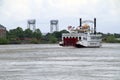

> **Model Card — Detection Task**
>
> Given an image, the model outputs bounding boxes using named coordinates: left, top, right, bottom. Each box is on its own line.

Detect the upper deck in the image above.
left=62, top=33, right=102, bottom=38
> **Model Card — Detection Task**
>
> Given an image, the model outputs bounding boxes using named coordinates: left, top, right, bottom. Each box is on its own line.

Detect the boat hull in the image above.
left=59, top=41, right=101, bottom=48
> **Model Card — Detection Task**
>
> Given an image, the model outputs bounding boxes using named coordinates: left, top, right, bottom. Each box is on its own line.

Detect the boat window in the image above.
left=91, top=36, right=101, bottom=39
left=83, top=37, right=87, bottom=40
left=79, top=37, right=81, bottom=40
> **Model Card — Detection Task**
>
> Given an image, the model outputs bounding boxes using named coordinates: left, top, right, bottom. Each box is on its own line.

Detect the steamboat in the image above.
left=59, top=18, right=102, bottom=48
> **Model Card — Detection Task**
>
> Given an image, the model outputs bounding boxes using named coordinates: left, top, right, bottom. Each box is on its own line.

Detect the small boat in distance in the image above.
left=59, top=18, right=102, bottom=48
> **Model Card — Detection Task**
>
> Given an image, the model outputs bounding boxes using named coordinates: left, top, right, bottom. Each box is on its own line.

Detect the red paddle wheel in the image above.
left=63, top=37, right=78, bottom=46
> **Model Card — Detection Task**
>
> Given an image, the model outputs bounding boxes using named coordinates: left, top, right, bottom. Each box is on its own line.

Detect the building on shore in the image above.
left=0, top=24, right=6, bottom=38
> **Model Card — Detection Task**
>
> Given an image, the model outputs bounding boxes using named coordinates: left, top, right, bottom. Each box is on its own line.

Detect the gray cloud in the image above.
left=0, top=0, right=120, bottom=33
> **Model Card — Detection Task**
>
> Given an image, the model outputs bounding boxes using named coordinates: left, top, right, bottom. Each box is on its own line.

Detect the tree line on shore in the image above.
left=0, top=27, right=120, bottom=44
left=0, top=27, right=69, bottom=44
left=101, top=33, right=120, bottom=43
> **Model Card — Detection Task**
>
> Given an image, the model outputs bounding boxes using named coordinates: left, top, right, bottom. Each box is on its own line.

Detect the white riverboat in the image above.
left=59, top=18, right=102, bottom=48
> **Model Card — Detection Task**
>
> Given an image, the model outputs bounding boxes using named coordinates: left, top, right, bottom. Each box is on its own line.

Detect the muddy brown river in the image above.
left=0, top=43, right=120, bottom=80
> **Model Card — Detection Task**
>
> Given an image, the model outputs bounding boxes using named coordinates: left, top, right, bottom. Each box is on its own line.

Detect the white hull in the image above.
left=76, top=41, right=101, bottom=48
left=59, top=33, right=102, bottom=48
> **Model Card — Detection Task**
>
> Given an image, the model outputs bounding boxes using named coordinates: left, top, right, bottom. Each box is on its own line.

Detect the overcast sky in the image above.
left=0, top=0, right=120, bottom=33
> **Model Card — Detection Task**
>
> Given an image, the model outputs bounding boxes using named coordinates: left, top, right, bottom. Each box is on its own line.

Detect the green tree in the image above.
left=49, top=35, right=57, bottom=43
left=7, top=27, right=24, bottom=40
left=16, top=27, right=24, bottom=38
left=60, top=29, right=69, bottom=33
left=7, top=29, right=17, bottom=40
left=0, top=38, right=9, bottom=44
left=33, top=29, right=42, bottom=39
left=52, top=30, right=69, bottom=41
left=105, top=35, right=116, bottom=43
left=114, top=33, right=120, bottom=38
left=52, top=31, right=61, bottom=41
left=24, top=28, right=33, bottom=38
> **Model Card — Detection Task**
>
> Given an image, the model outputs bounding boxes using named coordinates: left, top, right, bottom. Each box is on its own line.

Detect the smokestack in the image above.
left=80, top=18, right=82, bottom=27
left=94, top=18, right=96, bottom=34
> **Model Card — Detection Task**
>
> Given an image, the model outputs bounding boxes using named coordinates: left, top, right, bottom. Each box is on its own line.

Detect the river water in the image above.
left=0, top=43, right=120, bottom=80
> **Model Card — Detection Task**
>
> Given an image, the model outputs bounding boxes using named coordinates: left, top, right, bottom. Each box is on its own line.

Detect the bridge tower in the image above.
left=50, top=20, right=58, bottom=33
left=27, top=19, right=36, bottom=32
